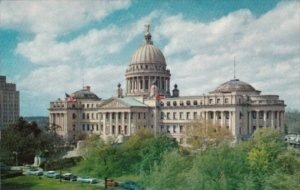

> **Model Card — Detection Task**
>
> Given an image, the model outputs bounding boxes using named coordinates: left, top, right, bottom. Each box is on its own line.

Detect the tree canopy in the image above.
left=0, top=117, right=65, bottom=165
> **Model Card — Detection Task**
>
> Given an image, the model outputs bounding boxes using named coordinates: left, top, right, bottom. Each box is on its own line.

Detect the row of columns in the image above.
left=49, top=113, right=66, bottom=131
left=127, top=76, right=170, bottom=94
left=100, top=112, right=133, bottom=136
left=248, top=110, right=284, bottom=134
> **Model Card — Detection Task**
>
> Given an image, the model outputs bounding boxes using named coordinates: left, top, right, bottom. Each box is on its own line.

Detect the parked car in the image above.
left=106, top=178, right=118, bottom=187
left=44, top=171, right=60, bottom=179
left=25, top=168, right=43, bottom=176
left=61, top=173, right=77, bottom=181
left=119, top=181, right=144, bottom=190
left=77, top=176, right=97, bottom=184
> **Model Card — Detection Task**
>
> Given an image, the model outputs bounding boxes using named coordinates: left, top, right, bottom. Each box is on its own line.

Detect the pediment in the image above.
left=99, top=99, right=129, bottom=109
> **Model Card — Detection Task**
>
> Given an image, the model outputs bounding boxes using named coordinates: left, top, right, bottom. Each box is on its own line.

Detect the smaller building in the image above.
left=0, top=76, right=20, bottom=128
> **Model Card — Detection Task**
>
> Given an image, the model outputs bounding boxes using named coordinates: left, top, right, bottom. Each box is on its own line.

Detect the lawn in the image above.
left=1, top=175, right=107, bottom=190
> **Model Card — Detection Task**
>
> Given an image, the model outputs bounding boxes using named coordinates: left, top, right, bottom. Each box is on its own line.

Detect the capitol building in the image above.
left=49, top=25, right=285, bottom=144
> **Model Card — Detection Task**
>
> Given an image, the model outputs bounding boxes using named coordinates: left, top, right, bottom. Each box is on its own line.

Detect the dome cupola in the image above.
left=125, top=24, right=171, bottom=97
left=212, top=79, right=260, bottom=94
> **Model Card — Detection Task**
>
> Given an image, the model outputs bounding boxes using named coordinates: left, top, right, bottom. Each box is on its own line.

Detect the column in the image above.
left=276, top=111, right=280, bottom=129
left=256, top=111, right=259, bottom=128
left=116, top=112, right=119, bottom=135
left=213, top=111, right=217, bottom=125
left=128, top=112, right=131, bottom=135
left=270, top=111, right=274, bottom=128
left=248, top=111, right=252, bottom=135
left=122, top=112, right=125, bottom=134
left=222, top=111, right=225, bottom=128
left=103, top=112, right=106, bottom=135
left=109, top=112, right=112, bottom=135
left=263, top=111, right=267, bottom=128
left=280, top=111, right=284, bottom=131
left=143, top=76, right=145, bottom=92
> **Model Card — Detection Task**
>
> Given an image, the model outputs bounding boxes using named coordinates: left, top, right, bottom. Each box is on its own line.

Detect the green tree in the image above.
left=0, top=117, right=65, bottom=165
left=184, top=119, right=233, bottom=150
left=141, top=150, right=191, bottom=190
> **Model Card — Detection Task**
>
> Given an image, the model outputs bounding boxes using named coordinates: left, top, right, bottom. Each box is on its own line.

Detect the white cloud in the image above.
left=0, top=0, right=131, bottom=34
left=19, top=64, right=125, bottom=99
left=156, top=1, right=300, bottom=109
left=15, top=11, right=159, bottom=65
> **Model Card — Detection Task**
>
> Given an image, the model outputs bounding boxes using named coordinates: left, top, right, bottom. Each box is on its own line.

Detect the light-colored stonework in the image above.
left=49, top=25, right=285, bottom=144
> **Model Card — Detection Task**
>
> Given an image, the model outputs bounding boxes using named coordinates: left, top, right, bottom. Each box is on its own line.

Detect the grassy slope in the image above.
left=1, top=175, right=105, bottom=190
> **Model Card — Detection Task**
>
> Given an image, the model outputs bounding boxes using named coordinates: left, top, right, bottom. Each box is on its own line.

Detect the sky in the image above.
left=0, top=0, right=299, bottom=116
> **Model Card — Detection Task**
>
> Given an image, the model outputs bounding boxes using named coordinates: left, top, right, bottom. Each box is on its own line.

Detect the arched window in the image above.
left=193, top=100, right=198, bottom=105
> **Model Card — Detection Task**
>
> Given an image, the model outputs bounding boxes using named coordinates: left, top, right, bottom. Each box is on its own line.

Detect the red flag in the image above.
left=156, top=95, right=165, bottom=100
left=67, top=95, right=76, bottom=102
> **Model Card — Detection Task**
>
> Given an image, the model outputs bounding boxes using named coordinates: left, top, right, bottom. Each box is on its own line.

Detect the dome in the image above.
left=130, top=24, right=166, bottom=65
left=130, top=44, right=166, bottom=65
left=71, top=86, right=100, bottom=100
left=213, top=79, right=257, bottom=93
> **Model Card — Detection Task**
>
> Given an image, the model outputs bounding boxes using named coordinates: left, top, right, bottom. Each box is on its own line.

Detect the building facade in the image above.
left=49, top=26, right=285, bottom=144
left=0, top=76, right=20, bottom=128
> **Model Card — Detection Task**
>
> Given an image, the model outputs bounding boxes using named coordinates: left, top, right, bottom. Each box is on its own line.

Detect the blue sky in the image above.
left=0, top=0, right=299, bottom=116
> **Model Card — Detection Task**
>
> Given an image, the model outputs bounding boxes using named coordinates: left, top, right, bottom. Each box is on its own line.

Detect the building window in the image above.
left=167, top=126, right=170, bottom=133
left=124, top=126, right=127, bottom=134
left=167, top=101, right=171, bottom=106
left=173, top=101, right=177, bottom=106
left=252, top=112, right=257, bottom=119
left=193, top=100, right=198, bottom=105
left=82, top=113, right=85, bottom=119
left=173, top=112, right=177, bottom=120
left=186, top=112, right=190, bottom=120
left=87, top=124, right=90, bottom=131
left=82, top=124, right=85, bottom=131
left=167, top=112, right=170, bottom=119
left=179, top=101, right=184, bottom=106
left=124, top=113, right=127, bottom=119
left=138, top=113, right=141, bottom=119
left=173, top=126, right=176, bottom=133
left=72, top=113, right=76, bottom=119
left=161, top=112, right=164, bottom=119
left=112, top=126, right=115, bottom=134
left=72, top=124, right=75, bottom=131
left=217, top=99, right=220, bottom=104
left=224, top=98, right=228, bottom=104
left=144, top=113, right=146, bottom=119
left=72, top=104, right=75, bottom=108
left=225, top=112, right=229, bottom=119
left=180, top=126, right=183, bottom=133
left=118, top=112, right=121, bottom=119
left=96, top=125, right=99, bottom=131
left=87, top=104, right=89, bottom=108
left=92, top=113, right=94, bottom=119
left=180, top=112, right=183, bottom=119
left=186, top=100, right=190, bottom=106
left=209, top=99, right=213, bottom=104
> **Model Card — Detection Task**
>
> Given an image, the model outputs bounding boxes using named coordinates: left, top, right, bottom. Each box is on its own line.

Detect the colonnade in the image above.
left=126, top=76, right=170, bottom=94
left=49, top=112, right=66, bottom=131
left=99, top=112, right=134, bottom=136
